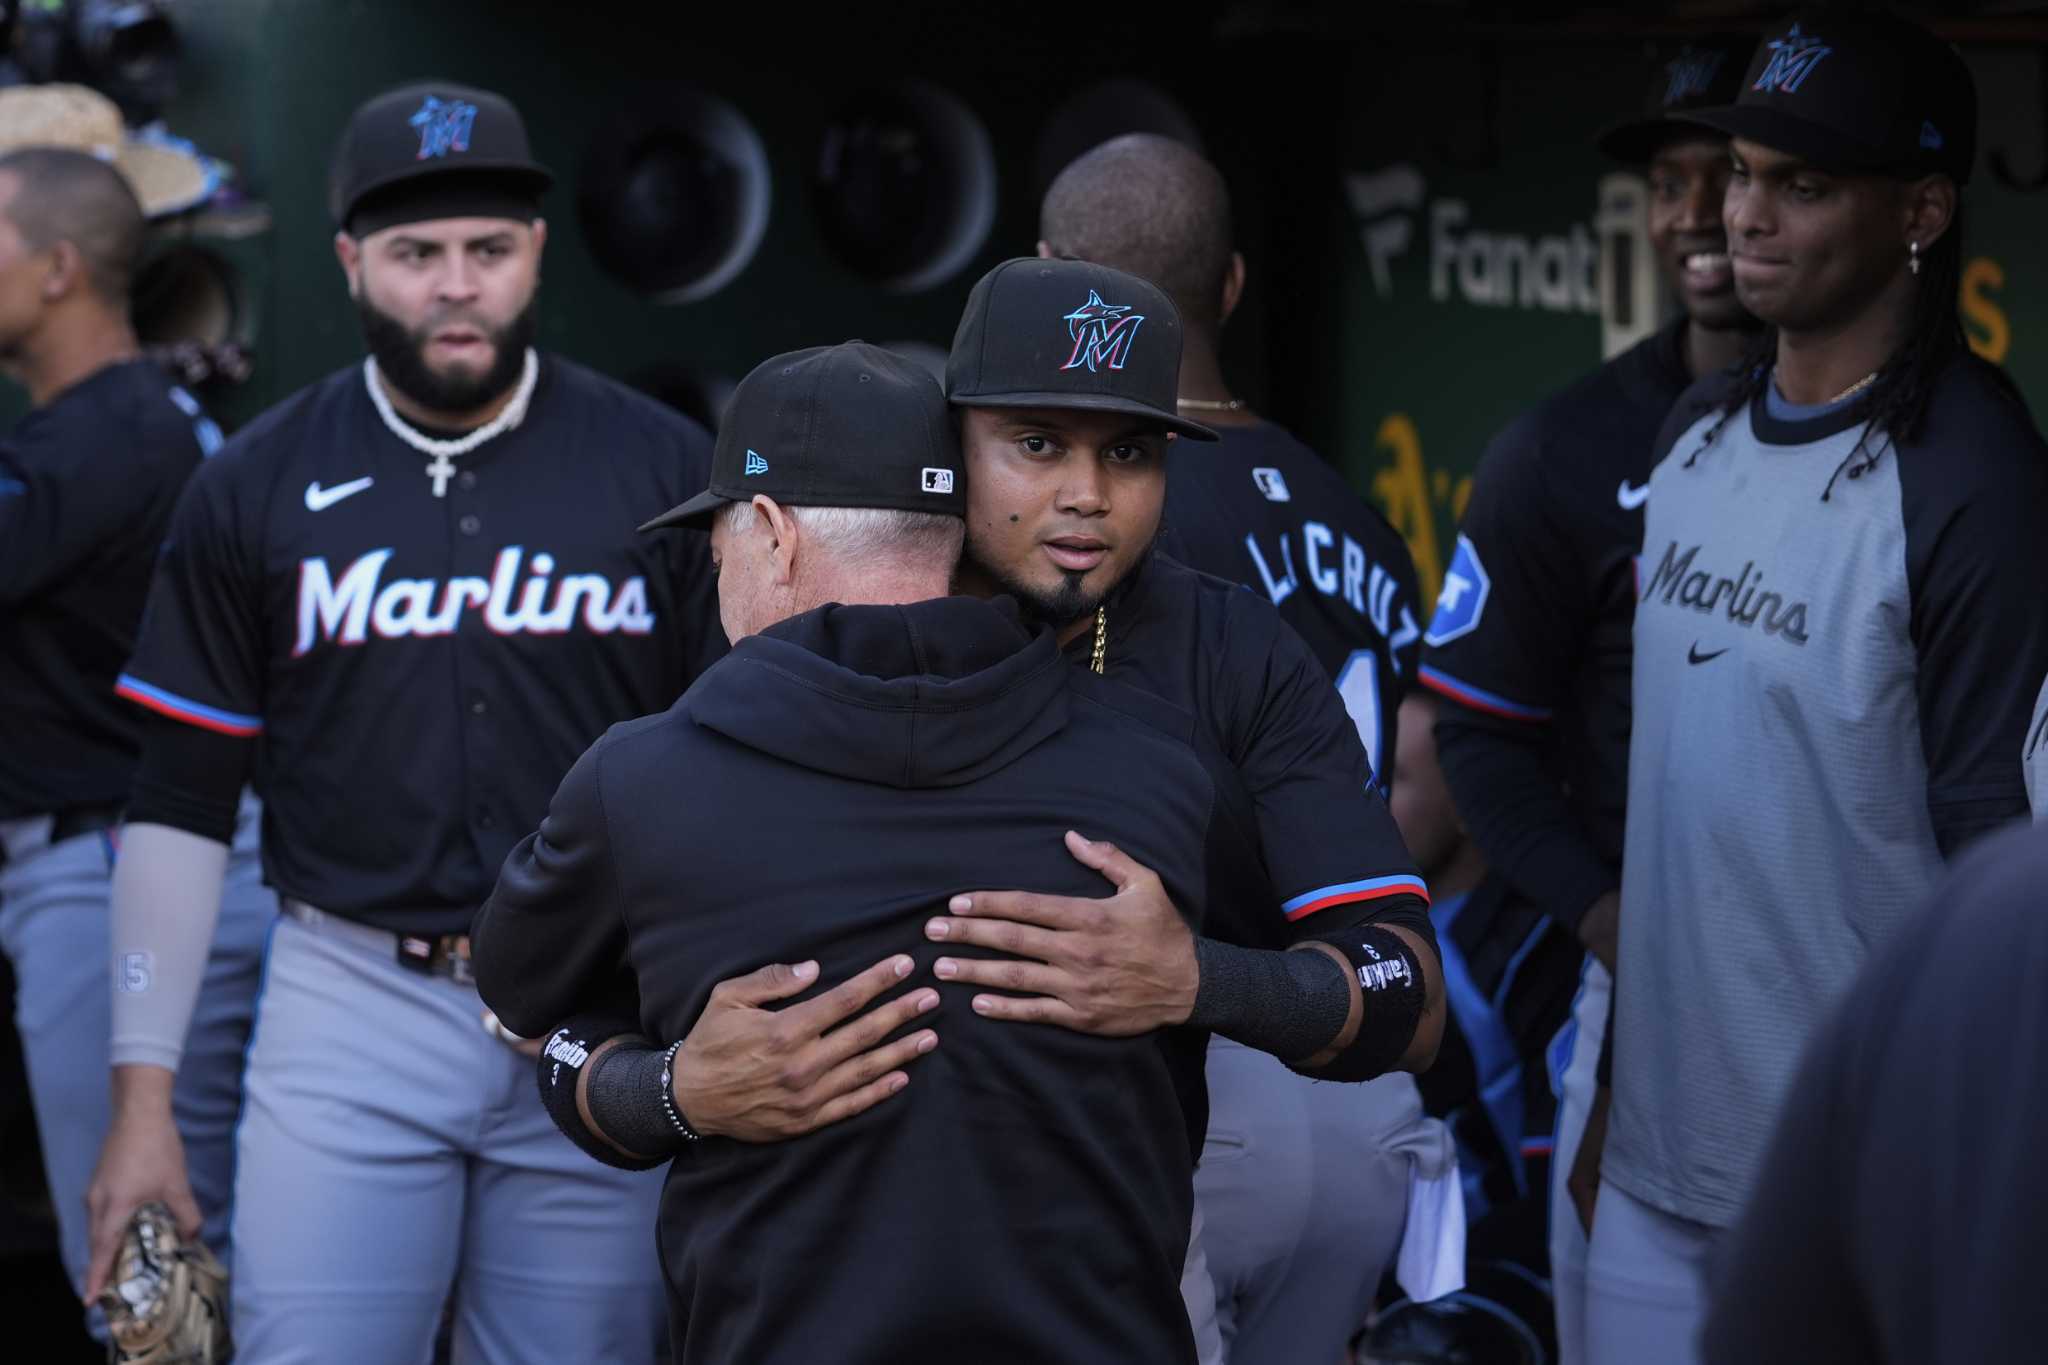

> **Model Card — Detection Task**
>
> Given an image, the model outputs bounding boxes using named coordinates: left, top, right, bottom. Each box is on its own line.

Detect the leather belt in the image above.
left=281, top=899, right=474, bottom=984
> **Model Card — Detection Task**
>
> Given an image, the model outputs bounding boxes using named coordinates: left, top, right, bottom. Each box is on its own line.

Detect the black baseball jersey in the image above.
left=1158, top=420, right=1421, bottom=779
left=0, top=360, right=221, bottom=818
left=475, top=596, right=1209, bottom=1365
left=1420, top=320, right=1692, bottom=930
left=1075, top=551, right=1428, bottom=946
left=1065, top=552, right=1432, bottom=1151
left=117, top=354, right=724, bottom=934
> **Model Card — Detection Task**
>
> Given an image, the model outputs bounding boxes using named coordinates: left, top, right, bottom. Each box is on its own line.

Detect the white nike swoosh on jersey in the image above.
left=1616, top=480, right=1650, bottom=511
left=305, top=476, right=375, bottom=512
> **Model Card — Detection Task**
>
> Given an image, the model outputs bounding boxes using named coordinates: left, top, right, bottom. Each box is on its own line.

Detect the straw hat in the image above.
left=0, top=83, right=214, bottom=218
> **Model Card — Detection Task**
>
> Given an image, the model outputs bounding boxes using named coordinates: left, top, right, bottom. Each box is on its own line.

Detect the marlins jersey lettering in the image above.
left=118, top=356, right=725, bottom=933
left=1609, top=355, right=2048, bottom=1228
left=0, top=361, right=223, bottom=817
left=1158, top=420, right=1421, bottom=779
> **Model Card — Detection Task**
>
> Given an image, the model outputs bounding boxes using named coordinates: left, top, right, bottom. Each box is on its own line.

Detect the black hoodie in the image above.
left=474, top=595, right=1212, bottom=1365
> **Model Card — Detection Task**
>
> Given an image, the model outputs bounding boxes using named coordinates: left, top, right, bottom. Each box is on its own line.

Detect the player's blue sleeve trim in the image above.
left=1418, top=665, right=1553, bottom=723
left=1282, top=874, right=1431, bottom=922
left=114, top=674, right=262, bottom=737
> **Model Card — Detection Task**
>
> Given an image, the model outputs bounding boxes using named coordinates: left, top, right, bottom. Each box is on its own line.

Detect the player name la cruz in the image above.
left=294, top=545, right=655, bottom=655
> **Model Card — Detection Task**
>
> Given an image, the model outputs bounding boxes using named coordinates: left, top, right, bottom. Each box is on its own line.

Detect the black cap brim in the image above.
left=1595, top=115, right=1730, bottom=164
left=340, top=161, right=555, bottom=229
left=949, top=390, right=1218, bottom=441
left=1677, top=105, right=1895, bottom=176
left=637, top=487, right=732, bottom=533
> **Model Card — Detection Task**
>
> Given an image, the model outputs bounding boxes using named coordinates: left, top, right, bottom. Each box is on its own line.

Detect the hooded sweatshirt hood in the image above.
left=688, top=595, right=1069, bottom=789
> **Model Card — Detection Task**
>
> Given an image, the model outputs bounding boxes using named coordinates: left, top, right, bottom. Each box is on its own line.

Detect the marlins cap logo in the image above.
left=1061, top=290, right=1145, bottom=373
left=1663, top=47, right=1727, bottom=106
left=410, top=95, right=478, bottom=161
left=1753, top=24, right=1833, bottom=95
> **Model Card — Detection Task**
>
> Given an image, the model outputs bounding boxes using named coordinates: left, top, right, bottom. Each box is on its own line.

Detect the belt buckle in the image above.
left=396, top=935, right=437, bottom=975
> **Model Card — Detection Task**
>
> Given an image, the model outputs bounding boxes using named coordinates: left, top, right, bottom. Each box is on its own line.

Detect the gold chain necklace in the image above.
left=1090, top=605, right=1108, bottom=674
left=1826, top=371, right=1879, bottom=404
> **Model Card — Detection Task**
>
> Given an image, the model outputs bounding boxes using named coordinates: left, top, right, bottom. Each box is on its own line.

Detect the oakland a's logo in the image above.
left=410, top=96, right=478, bottom=161
left=1060, top=290, right=1145, bottom=373
left=1752, top=24, right=1832, bottom=95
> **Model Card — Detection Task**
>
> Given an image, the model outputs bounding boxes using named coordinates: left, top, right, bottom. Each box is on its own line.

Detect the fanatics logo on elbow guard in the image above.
left=293, top=546, right=656, bottom=655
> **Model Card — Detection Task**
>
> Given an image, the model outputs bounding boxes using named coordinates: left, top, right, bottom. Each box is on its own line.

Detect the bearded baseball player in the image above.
left=0, top=144, right=270, bottom=1335
left=81, top=81, right=724, bottom=1363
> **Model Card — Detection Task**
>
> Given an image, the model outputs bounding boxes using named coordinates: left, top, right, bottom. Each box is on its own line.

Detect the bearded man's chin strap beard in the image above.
left=355, top=292, right=539, bottom=418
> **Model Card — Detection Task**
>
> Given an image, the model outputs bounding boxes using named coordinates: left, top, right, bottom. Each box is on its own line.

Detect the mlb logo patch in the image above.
left=1251, top=467, right=1291, bottom=503
left=1423, top=534, right=1491, bottom=647
left=921, top=467, right=955, bottom=494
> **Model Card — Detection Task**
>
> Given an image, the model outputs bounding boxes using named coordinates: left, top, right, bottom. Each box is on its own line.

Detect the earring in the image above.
left=1909, top=240, right=1921, bottom=276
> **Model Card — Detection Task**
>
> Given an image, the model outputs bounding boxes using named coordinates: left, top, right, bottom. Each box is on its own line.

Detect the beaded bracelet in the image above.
left=658, top=1039, right=702, bottom=1142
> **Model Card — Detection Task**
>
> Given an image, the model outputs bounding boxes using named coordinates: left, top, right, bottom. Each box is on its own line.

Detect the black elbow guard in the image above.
left=1290, top=926, right=1426, bottom=1082
left=535, top=1016, right=667, bottom=1172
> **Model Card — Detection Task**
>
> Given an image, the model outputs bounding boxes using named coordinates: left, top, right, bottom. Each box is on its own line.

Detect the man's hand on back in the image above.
left=674, top=955, right=941, bottom=1141
left=923, top=831, right=1198, bottom=1036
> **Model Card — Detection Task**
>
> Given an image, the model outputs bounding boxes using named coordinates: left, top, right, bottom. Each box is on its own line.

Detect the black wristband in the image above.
left=533, top=1021, right=667, bottom=1172
left=587, top=1040, right=695, bottom=1161
left=1293, top=926, right=1425, bottom=1082
left=1187, top=936, right=1353, bottom=1064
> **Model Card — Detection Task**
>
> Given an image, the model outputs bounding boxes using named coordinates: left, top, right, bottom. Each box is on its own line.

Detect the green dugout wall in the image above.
left=117, top=5, right=2048, bottom=606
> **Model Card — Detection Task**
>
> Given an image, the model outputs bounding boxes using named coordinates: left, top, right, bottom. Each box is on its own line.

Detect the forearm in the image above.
left=1435, top=710, right=1616, bottom=934
left=108, top=822, right=230, bottom=1076
left=537, top=1015, right=685, bottom=1171
left=1188, top=902, right=1443, bottom=1077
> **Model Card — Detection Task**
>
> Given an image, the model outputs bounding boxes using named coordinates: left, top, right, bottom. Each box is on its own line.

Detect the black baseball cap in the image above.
left=946, top=257, right=1218, bottom=441
left=1679, top=10, right=1976, bottom=183
left=1596, top=35, right=1756, bottom=163
left=330, top=81, right=554, bottom=234
left=640, top=342, right=963, bottom=533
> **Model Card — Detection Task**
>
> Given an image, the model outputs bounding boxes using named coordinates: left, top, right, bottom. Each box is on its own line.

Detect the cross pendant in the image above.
left=426, top=453, right=456, bottom=497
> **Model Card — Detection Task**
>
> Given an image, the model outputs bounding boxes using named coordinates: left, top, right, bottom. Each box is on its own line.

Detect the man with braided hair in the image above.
left=1582, top=13, right=2048, bottom=1363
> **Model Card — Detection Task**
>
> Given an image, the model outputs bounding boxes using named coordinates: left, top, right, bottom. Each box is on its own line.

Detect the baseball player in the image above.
left=1592, top=13, right=2048, bottom=1361
left=1413, top=37, right=1756, bottom=1362
left=81, top=82, right=724, bottom=1363
left=0, top=144, right=270, bottom=1321
left=536, top=262, right=1449, bottom=1362
left=476, top=342, right=1226, bottom=1364
left=1036, top=134, right=1456, bottom=1363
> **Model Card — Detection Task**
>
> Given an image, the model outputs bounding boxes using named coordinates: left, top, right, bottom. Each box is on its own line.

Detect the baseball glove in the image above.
left=97, top=1201, right=232, bottom=1364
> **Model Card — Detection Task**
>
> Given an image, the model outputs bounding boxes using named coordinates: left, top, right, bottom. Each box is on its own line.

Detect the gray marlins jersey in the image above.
left=1608, top=356, right=2048, bottom=1227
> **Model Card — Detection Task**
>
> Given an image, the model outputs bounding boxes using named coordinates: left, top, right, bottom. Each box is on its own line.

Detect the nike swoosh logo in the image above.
left=1617, top=480, right=1650, bottom=510
left=305, top=476, right=374, bottom=512
left=1688, top=643, right=1728, bottom=665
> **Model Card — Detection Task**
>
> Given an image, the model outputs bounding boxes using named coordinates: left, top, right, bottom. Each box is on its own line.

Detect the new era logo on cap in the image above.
left=921, top=468, right=955, bottom=494
left=744, top=450, right=769, bottom=476
left=1921, top=121, right=1944, bottom=149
